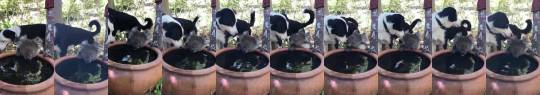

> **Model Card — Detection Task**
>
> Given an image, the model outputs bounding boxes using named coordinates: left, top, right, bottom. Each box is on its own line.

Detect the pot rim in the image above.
left=215, top=48, right=270, bottom=78
left=486, top=51, right=540, bottom=81
left=270, top=48, right=324, bottom=79
left=324, top=48, right=378, bottom=80
left=377, top=49, right=432, bottom=79
left=432, top=50, right=487, bottom=81
left=54, top=56, right=108, bottom=90
left=0, top=52, right=55, bottom=93
left=162, top=47, right=217, bottom=76
left=107, top=41, right=163, bottom=71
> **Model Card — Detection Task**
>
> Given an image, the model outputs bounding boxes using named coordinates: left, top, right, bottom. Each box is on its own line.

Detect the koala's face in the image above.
left=16, top=37, right=43, bottom=60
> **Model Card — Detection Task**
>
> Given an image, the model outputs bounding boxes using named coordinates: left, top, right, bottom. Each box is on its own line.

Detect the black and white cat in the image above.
left=324, top=16, right=360, bottom=50
left=214, top=8, right=255, bottom=48
left=0, top=24, right=46, bottom=51
left=53, top=20, right=101, bottom=57
left=106, top=7, right=153, bottom=43
left=433, top=7, right=461, bottom=51
left=486, top=12, right=532, bottom=52
left=378, top=13, right=421, bottom=51
left=161, top=15, right=199, bottom=47
left=270, top=9, right=314, bottom=48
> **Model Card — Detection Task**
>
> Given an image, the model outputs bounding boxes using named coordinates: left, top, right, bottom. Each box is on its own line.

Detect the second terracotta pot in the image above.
left=324, top=49, right=378, bottom=95
left=486, top=51, right=540, bottom=95
left=431, top=50, right=486, bottom=95
left=54, top=56, right=108, bottom=95
left=270, top=48, right=324, bottom=95
left=107, top=42, right=163, bottom=95
left=377, top=49, right=432, bottom=95
left=162, top=48, right=217, bottom=95
left=215, top=48, right=271, bottom=95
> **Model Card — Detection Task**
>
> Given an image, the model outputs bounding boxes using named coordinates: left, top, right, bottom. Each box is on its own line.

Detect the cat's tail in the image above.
left=300, top=9, right=315, bottom=28
left=249, top=11, right=256, bottom=27
left=509, top=19, right=532, bottom=35
left=88, top=20, right=101, bottom=35
left=141, top=18, right=153, bottom=30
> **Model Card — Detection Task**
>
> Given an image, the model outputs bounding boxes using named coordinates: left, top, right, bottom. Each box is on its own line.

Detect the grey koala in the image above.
left=400, top=33, right=420, bottom=50
left=127, top=27, right=151, bottom=49
left=507, top=38, right=527, bottom=58
left=289, top=29, right=310, bottom=49
left=453, top=35, right=474, bottom=56
left=77, top=41, right=101, bottom=63
left=237, top=33, right=259, bottom=53
left=16, top=36, right=43, bottom=60
left=346, top=31, right=369, bottom=49
left=183, top=34, right=206, bottom=52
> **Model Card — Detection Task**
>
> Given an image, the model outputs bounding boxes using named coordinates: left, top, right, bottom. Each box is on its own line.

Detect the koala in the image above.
left=507, top=38, right=527, bottom=58
left=127, top=27, right=151, bottom=49
left=16, top=36, right=43, bottom=60
left=453, top=35, right=474, bottom=56
left=289, top=29, right=311, bottom=49
left=183, top=34, right=206, bottom=52
left=77, top=41, right=101, bottom=63
left=346, top=31, right=370, bottom=49
left=400, top=33, right=420, bottom=50
left=237, top=33, right=259, bottom=53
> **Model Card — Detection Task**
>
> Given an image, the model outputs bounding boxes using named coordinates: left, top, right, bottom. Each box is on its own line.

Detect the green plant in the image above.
left=123, top=49, right=151, bottom=65
left=222, top=0, right=239, bottom=10
left=84, top=65, right=102, bottom=83
left=178, top=56, right=207, bottom=70
left=63, top=0, right=82, bottom=21
left=330, top=0, right=347, bottom=14
left=0, top=0, right=21, bottom=17
left=442, top=0, right=454, bottom=8
left=344, top=56, right=369, bottom=73
left=495, top=0, right=509, bottom=13
left=22, top=61, right=43, bottom=84
left=229, top=53, right=263, bottom=72
left=286, top=57, right=314, bottom=73
left=152, top=79, right=162, bottom=95
left=384, top=0, right=401, bottom=12
left=393, top=56, right=423, bottom=73
left=171, top=0, right=189, bottom=13
left=274, top=0, right=292, bottom=13
left=115, top=0, right=136, bottom=11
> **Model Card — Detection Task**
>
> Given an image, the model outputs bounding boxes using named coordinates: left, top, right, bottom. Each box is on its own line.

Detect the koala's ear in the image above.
left=130, top=27, right=139, bottom=32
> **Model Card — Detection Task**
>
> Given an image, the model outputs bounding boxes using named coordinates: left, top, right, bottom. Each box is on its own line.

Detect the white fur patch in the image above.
left=216, top=17, right=238, bottom=36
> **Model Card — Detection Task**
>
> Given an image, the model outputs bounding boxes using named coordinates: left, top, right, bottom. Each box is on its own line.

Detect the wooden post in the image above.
left=477, top=0, right=487, bottom=56
left=369, top=0, right=379, bottom=54
left=262, top=0, right=271, bottom=52
left=532, top=0, right=540, bottom=56
left=153, top=0, right=165, bottom=50
left=423, top=0, right=432, bottom=54
left=45, top=0, right=62, bottom=58
left=210, top=0, right=219, bottom=51
left=314, top=0, right=326, bottom=53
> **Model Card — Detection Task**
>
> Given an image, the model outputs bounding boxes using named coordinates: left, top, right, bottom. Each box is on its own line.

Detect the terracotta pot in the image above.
left=215, top=48, right=270, bottom=95
left=270, top=48, right=324, bottom=95
left=0, top=52, right=55, bottom=95
left=431, top=50, right=486, bottom=95
left=54, top=56, right=108, bottom=95
left=324, top=49, right=378, bottom=95
left=108, top=41, right=163, bottom=95
left=486, top=51, right=540, bottom=95
left=162, top=48, right=216, bottom=95
left=377, top=49, right=432, bottom=95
